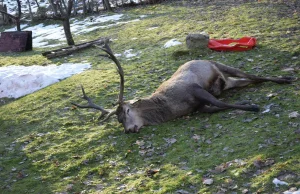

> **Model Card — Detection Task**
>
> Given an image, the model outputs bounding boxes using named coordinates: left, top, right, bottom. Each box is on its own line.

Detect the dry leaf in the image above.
left=203, top=178, right=213, bottom=185
left=164, top=137, right=177, bottom=144
left=212, top=165, right=227, bottom=174
left=192, top=134, right=201, bottom=141
left=146, top=169, right=160, bottom=177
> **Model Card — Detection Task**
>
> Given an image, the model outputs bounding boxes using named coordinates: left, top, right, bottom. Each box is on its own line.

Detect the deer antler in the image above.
left=71, top=43, right=125, bottom=122
left=71, top=85, right=111, bottom=120
left=96, top=43, right=124, bottom=105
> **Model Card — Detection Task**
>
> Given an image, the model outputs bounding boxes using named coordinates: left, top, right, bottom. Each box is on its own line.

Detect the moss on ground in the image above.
left=0, top=1, right=299, bottom=193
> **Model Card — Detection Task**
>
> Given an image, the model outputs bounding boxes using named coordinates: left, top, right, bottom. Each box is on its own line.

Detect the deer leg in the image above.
left=212, top=61, right=295, bottom=84
left=198, top=100, right=252, bottom=113
left=192, top=84, right=259, bottom=112
left=198, top=105, right=228, bottom=113
left=224, top=77, right=260, bottom=90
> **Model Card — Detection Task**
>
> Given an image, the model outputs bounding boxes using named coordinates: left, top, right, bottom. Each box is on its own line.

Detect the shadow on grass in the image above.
left=1, top=44, right=298, bottom=193
left=0, top=1, right=299, bottom=193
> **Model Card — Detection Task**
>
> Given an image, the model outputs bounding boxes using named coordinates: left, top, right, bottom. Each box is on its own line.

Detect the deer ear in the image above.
left=116, top=105, right=123, bottom=114
left=116, top=106, right=124, bottom=123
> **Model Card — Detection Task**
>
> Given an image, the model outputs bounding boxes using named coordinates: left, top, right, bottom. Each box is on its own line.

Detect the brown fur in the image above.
left=73, top=57, right=295, bottom=134
left=116, top=60, right=294, bottom=133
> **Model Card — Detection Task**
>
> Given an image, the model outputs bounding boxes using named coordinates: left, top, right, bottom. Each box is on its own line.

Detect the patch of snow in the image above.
left=2, top=13, right=141, bottom=48
left=289, top=111, right=300, bottom=118
left=262, top=109, right=270, bottom=114
left=107, top=49, right=141, bottom=59
left=147, top=27, right=159, bottom=30
left=273, top=178, right=288, bottom=187
left=70, top=14, right=124, bottom=34
left=5, top=23, right=65, bottom=48
left=38, top=43, right=62, bottom=49
left=124, top=49, right=141, bottom=58
left=92, top=14, right=124, bottom=23
left=2, top=1, right=146, bottom=49
left=4, top=0, right=49, bottom=16
left=283, top=188, right=300, bottom=194
left=282, top=67, right=295, bottom=72
left=114, top=19, right=140, bottom=26
left=0, top=63, right=91, bottom=99
left=203, top=178, right=213, bottom=185
left=164, top=39, right=182, bottom=48
left=262, top=103, right=274, bottom=114
left=140, top=15, right=147, bottom=18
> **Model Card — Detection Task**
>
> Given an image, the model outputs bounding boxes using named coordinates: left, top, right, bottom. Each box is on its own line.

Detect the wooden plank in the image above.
left=42, top=38, right=109, bottom=59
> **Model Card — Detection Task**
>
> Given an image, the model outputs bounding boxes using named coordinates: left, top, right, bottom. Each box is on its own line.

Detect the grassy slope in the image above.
left=0, top=1, right=299, bottom=193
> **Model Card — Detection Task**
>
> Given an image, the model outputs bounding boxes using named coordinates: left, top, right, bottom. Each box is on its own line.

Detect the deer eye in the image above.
left=127, top=109, right=130, bottom=114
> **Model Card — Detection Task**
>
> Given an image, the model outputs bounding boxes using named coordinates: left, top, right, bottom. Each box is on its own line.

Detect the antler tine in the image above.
left=71, top=85, right=110, bottom=116
left=98, top=109, right=117, bottom=123
left=72, top=44, right=124, bottom=123
left=95, top=43, right=125, bottom=105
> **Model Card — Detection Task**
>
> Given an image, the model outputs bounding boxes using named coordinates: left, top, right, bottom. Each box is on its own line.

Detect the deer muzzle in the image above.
left=124, top=125, right=140, bottom=134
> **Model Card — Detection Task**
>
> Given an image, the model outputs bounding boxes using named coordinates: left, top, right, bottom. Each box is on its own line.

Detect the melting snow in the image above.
left=4, top=0, right=49, bottom=15
left=2, top=0, right=147, bottom=48
left=273, top=178, right=288, bottom=187
left=115, top=49, right=141, bottom=59
left=0, top=63, right=91, bottom=98
left=283, top=189, right=300, bottom=194
left=164, top=39, right=182, bottom=48
left=4, top=14, right=126, bottom=48
left=124, top=49, right=141, bottom=58
left=3, top=14, right=143, bottom=48
left=147, top=27, right=159, bottom=30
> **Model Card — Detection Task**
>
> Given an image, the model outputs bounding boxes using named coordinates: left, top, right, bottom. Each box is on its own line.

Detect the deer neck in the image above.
left=132, top=95, right=173, bottom=126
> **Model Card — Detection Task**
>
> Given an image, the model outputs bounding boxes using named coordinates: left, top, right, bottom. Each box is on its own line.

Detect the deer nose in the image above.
left=134, top=125, right=140, bottom=133
left=124, top=125, right=140, bottom=133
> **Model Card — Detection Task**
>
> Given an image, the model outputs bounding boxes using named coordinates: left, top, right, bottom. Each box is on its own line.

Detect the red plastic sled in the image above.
left=208, top=37, right=257, bottom=51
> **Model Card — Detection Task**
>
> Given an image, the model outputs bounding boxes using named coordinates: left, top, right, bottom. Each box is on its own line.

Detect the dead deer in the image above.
left=72, top=44, right=295, bottom=133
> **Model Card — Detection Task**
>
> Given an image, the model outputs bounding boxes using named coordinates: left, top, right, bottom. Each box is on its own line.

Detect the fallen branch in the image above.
left=42, top=37, right=109, bottom=59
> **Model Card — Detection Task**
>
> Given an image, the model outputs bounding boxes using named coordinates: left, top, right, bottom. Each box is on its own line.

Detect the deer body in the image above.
left=137, top=60, right=221, bottom=121
left=115, top=60, right=293, bottom=133
left=73, top=45, right=294, bottom=133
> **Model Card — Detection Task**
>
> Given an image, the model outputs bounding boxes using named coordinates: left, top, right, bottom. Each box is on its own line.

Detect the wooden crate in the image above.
left=0, top=31, right=32, bottom=52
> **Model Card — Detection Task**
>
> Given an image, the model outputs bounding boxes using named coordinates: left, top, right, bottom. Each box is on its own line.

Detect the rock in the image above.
left=289, top=111, right=299, bottom=118
left=186, top=33, right=209, bottom=50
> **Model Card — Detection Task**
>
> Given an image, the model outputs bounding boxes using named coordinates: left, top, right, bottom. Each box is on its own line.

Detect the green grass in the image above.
left=0, top=1, right=299, bottom=193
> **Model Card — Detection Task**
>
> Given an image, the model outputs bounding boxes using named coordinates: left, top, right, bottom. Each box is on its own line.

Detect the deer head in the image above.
left=72, top=44, right=143, bottom=133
